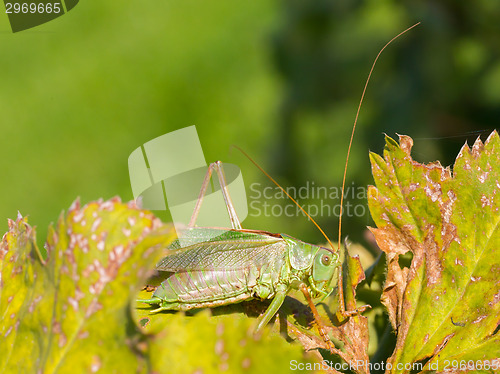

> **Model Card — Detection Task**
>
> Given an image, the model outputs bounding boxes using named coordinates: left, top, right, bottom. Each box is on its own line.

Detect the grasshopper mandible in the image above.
left=140, top=23, right=419, bottom=343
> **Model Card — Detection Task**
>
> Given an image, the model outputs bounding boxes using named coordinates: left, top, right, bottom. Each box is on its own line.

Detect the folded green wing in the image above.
left=156, top=228, right=287, bottom=271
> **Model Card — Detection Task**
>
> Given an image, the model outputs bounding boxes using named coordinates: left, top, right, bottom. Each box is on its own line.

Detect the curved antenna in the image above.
left=232, top=145, right=336, bottom=253
left=233, top=23, right=420, bottom=253
left=337, top=22, right=420, bottom=251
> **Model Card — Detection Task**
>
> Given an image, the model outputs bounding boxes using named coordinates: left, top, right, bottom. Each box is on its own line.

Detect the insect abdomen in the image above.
left=154, top=267, right=257, bottom=309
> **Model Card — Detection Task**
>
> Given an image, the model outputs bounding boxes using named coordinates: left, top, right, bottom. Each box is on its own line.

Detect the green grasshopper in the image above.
left=141, top=161, right=344, bottom=335
left=140, top=23, right=419, bottom=343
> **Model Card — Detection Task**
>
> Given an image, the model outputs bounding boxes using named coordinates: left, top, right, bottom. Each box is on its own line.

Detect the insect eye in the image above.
left=321, top=254, right=331, bottom=266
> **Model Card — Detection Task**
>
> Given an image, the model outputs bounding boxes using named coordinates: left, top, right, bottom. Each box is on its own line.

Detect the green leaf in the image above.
left=368, top=132, right=500, bottom=373
left=0, top=198, right=174, bottom=373
left=144, top=310, right=311, bottom=374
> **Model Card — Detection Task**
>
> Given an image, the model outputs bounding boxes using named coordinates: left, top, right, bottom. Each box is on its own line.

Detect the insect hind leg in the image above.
left=188, top=161, right=242, bottom=230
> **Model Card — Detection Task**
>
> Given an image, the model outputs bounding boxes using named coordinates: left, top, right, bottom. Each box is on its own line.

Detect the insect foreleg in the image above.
left=254, top=284, right=288, bottom=333
left=307, top=275, right=330, bottom=299
left=299, top=283, right=336, bottom=355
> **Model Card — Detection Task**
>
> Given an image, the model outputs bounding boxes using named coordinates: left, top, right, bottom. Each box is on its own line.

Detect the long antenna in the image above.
left=234, top=23, right=419, bottom=253
left=232, top=145, right=336, bottom=252
left=337, top=22, right=420, bottom=251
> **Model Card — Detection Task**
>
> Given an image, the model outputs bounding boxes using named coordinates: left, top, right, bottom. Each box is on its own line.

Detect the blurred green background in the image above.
left=1, top=0, right=499, bottom=250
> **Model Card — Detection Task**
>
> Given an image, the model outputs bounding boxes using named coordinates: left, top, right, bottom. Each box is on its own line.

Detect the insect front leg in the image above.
left=189, top=161, right=242, bottom=230
left=299, top=283, right=337, bottom=355
left=306, top=275, right=331, bottom=302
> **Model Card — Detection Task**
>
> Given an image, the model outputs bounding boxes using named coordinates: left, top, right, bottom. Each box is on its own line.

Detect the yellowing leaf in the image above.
left=146, top=311, right=310, bottom=374
left=0, top=198, right=174, bottom=374
left=368, top=132, right=500, bottom=373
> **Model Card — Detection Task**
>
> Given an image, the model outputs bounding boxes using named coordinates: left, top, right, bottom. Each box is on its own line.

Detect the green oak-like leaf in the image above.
left=368, top=132, right=500, bottom=373
left=0, top=198, right=174, bottom=374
